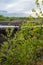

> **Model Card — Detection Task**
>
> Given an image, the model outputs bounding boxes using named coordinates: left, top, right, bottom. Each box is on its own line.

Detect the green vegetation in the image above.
left=0, top=15, right=29, bottom=22
left=0, top=15, right=43, bottom=22
left=0, top=21, right=43, bottom=65
left=0, top=0, right=43, bottom=65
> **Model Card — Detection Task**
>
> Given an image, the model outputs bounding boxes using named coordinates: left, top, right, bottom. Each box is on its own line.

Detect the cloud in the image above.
left=5, top=0, right=35, bottom=13
left=0, top=0, right=43, bottom=17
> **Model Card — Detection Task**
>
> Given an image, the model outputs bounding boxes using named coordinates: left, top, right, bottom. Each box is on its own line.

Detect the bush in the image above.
left=0, top=21, right=43, bottom=65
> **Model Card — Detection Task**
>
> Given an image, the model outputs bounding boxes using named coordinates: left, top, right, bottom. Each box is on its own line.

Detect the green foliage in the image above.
left=0, top=15, right=29, bottom=22
left=0, top=21, right=43, bottom=65
left=0, top=15, right=6, bottom=21
left=33, top=0, right=43, bottom=17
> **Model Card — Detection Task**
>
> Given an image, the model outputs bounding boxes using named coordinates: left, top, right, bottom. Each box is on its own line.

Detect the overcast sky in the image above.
left=0, top=0, right=43, bottom=17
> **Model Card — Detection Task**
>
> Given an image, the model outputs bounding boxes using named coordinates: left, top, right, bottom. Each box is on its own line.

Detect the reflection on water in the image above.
left=0, top=25, right=19, bottom=28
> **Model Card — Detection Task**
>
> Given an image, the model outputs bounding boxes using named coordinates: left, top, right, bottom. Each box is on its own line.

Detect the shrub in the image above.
left=0, top=21, right=43, bottom=65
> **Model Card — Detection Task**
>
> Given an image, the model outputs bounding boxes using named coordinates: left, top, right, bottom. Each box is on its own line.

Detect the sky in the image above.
left=0, top=0, right=43, bottom=17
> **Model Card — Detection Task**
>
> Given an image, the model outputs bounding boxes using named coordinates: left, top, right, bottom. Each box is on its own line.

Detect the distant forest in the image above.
left=0, top=15, right=43, bottom=22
